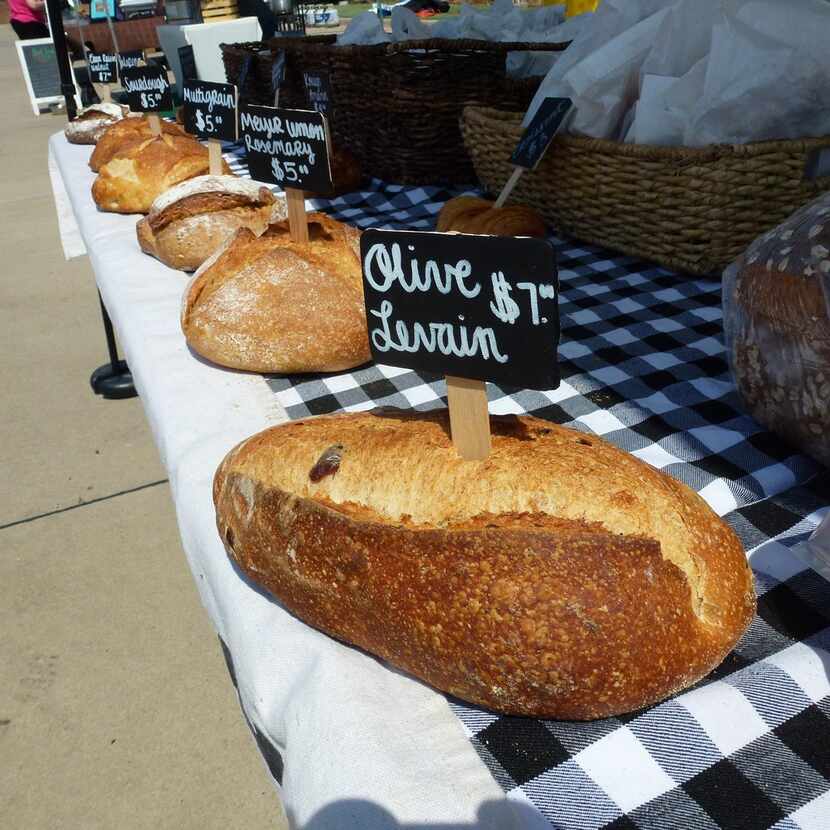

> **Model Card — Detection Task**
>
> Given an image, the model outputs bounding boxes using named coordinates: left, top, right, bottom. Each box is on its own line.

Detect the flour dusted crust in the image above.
left=65, top=103, right=127, bottom=145
left=91, top=133, right=233, bottom=215
left=136, top=176, right=287, bottom=271
left=214, top=409, right=756, bottom=719
left=181, top=213, right=369, bottom=373
left=89, top=116, right=187, bottom=172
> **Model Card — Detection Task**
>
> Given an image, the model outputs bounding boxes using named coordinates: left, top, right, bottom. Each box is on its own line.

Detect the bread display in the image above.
left=724, top=194, right=830, bottom=466
left=92, top=133, right=232, bottom=215
left=437, top=196, right=547, bottom=238
left=64, top=103, right=128, bottom=145
left=181, top=212, right=370, bottom=373
left=214, top=409, right=756, bottom=719
left=136, top=176, right=287, bottom=272
left=89, top=116, right=187, bottom=172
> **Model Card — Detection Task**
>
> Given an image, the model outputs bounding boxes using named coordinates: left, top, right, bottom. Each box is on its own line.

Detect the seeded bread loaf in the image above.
left=181, top=212, right=370, bottom=373
left=214, top=409, right=756, bottom=719
left=136, top=176, right=287, bottom=271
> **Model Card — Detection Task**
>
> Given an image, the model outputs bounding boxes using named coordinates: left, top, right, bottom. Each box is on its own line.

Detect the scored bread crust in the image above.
left=213, top=409, right=756, bottom=719
left=91, top=134, right=233, bottom=215
left=181, top=213, right=370, bottom=373
left=89, top=117, right=187, bottom=172
left=437, top=196, right=547, bottom=238
left=136, top=184, right=286, bottom=271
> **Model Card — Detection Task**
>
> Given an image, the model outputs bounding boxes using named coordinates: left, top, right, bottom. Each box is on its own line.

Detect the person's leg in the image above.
left=10, top=19, right=51, bottom=39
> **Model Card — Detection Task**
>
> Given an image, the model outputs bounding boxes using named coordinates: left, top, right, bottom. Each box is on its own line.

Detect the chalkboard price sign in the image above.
left=238, top=105, right=332, bottom=193
left=178, top=45, right=197, bottom=82
left=118, top=51, right=144, bottom=72
left=510, top=97, right=573, bottom=171
left=360, top=230, right=560, bottom=390
left=87, top=51, right=118, bottom=84
left=303, top=70, right=331, bottom=114
left=121, top=65, right=172, bottom=112
left=182, top=80, right=238, bottom=142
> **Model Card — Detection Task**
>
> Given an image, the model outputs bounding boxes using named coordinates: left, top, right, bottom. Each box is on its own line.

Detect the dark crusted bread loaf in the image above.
left=136, top=175, right=286, bottom=271
left=214, top=409, right=755, bottom=719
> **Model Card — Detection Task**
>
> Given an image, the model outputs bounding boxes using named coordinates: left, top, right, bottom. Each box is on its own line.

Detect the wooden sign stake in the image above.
left=446, top=376, right=491, bottom=461
left=208, top=138, right=223, bottom=175
left=148, top=113, right=161, bottom=136
left=494, top=166, right=524, bottom=209
left=286, top=188, right=309, bottom=244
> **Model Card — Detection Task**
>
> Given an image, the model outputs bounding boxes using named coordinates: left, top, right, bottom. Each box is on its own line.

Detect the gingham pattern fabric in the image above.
left=224, top=147, right=830, bottom=829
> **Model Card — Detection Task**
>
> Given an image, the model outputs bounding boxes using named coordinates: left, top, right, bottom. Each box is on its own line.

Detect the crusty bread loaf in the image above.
left=437, top=196, right=547, bottom=238
left=89, top=116, right=187, bottom=172
left=214, top=409, right=755, bottom=719
left=724, top=197, right=830, bottom=465
left=92, top=133, right=233, bottom=215
left=181, top=212, right=370, bottom=373
left=64, top=103, right=127, bottom=145
left=136, top=176, right=287, bottom=271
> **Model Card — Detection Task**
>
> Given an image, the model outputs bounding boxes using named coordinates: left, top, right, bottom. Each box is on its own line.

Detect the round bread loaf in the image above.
left=89, top=116, right=187, bottom=172
left=64, top=103, right=127, bottom=145
left=92, top=133, right=232, bottom=215
left=181, top=212, right=370, bottom=373
left=214, top=409, right=755, bottom=719
left=437, top=196, right=547, bottom=238
left=136, top=176, right=287, bottom=271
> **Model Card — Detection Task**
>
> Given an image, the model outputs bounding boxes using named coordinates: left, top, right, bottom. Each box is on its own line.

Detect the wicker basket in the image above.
left=461, top=106, right=830, bottom=275
left=221, top=36, right=337, bottom=107
left=224, top=38, right=566, bottom=184
left=322, top=39, right=566, bottom=185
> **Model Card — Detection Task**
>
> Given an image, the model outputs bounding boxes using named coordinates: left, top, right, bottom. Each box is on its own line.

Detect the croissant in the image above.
left=436, top=196, right=547, bottom=238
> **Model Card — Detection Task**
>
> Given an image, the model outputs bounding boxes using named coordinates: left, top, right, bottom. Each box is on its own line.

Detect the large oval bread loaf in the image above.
left=89, top=116, right=187, bottom=172
left=214, top=409, right=755, bottom=719
left=92, top=133, right=232, bottom=215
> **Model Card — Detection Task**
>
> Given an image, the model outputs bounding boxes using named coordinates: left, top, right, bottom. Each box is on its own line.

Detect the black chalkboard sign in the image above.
left=118, top=50, right=144, bottom=72
left=239, top=105, right=332, bottom=192
left=121, top=65, right=173, bottom=112
left=87, top=51, right=118, bottom=84
left=510, top=97, right=573, bottom=171
left=360, top=230, right=560, bottom=390
left=18, top=40, right=61, bottom=102
left=303, top=70, right=331, bottom=114
left=182, top=80, right=237, bottom=142
left=178, top=45, right=197, bottom=82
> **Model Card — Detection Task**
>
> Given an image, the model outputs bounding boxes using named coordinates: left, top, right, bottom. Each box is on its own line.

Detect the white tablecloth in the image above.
left=47, top=133, right=528, bottom=829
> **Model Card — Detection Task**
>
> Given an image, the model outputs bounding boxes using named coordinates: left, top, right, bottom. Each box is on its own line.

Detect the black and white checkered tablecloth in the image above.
left=224, top=148, right=830, bottom=829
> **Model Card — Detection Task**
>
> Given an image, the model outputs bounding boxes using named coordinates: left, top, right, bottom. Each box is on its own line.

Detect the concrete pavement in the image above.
left=0, top=24, right=285, bottom=829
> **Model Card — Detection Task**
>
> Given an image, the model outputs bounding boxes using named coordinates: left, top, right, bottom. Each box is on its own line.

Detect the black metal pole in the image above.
left=89, top=294, right=137, bottom=400
left=44, top=0, right=78, bottom=120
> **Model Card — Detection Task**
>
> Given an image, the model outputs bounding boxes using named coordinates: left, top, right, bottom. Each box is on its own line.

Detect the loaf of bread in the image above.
left=313, top=146, right=362, bottom=197
left=92, top=133, right=232, bottom=215
left=214, top=409, right=756, bottom=719
left=181, top=212, right=370, bottom=373
left=136, top=176, right=287, bottom=271
left=89, top=116, right=187, bottom=172
left=437, top=196, right=547, bottom=238
left=724, top=194, right=830, bottom=466
left=64, top=103, right=127, bottom=145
